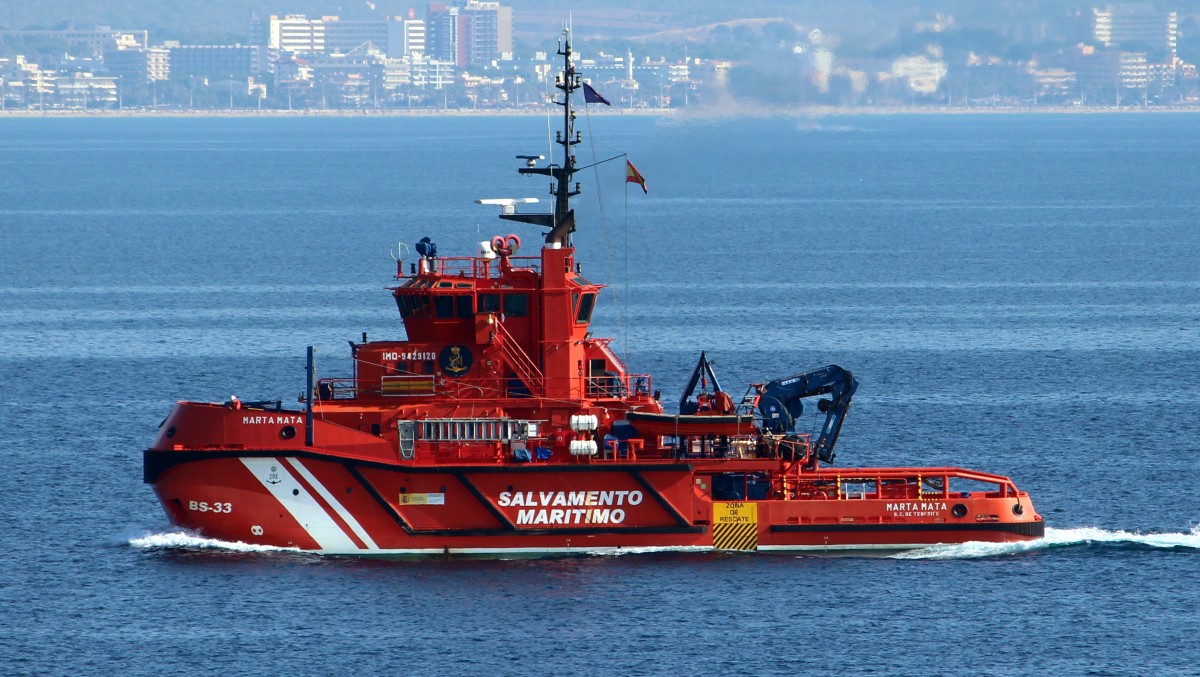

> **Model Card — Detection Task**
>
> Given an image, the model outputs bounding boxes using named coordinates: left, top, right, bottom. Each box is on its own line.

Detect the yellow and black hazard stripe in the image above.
left=713, top=521, right=758, bottom=551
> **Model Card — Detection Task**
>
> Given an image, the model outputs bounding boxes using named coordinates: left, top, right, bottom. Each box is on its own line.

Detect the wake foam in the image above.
left=121, top=525, right=1200, bottom=559
left=126, top=529, right=302, bottom=554
left=892, top=524, right=1200, bottom=560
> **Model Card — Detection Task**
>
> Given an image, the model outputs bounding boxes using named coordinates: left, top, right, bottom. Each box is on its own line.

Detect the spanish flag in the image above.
left=625, top=160, right=648, bottom=194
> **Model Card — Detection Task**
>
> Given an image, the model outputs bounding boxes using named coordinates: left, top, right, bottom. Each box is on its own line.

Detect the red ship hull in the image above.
left=145, top=404, right=1042, bottom=556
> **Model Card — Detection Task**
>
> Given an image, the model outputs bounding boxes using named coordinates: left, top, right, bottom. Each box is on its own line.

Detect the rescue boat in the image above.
left=143, top=31, right=1044, bottom=556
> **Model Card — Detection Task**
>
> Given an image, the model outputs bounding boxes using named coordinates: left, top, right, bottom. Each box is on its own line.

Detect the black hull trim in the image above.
left=772, top=521, right=1045, bottom=538
left=386, top=526, right=707, bottom=538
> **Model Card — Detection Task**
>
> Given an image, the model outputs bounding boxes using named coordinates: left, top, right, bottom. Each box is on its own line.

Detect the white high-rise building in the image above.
left=267, top=15, right=326, bottom=54
left=256, top=14, right=425, bottom=60
left=404, top=19, right=426, bottom=57
left=1093, top=5, right=1177, bottom=57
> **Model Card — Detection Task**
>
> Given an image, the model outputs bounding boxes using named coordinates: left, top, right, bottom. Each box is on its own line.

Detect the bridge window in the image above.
left=504, top=293, right=528, bottom=318
left=434, top=296, right=455, bottom=318
left=479, top=293, right=501, bottom=313
left=576, top=293, right=596, bottom=323
left=457, top=295, right=474, bottom=317
left=403, top=295, right=429, bottom=318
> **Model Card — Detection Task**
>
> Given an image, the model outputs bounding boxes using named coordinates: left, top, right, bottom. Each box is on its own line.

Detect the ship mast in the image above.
left=502, top=28, right=581, bottom=247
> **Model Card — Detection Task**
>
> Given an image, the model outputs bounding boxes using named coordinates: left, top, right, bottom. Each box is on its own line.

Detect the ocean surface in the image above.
left=1, top=111, right=1198, bottom=676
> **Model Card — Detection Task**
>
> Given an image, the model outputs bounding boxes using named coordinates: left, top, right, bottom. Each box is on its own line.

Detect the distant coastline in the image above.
left=0, top=107, right=669, bottom=118
left=5, top=104, right=1200, bottom=119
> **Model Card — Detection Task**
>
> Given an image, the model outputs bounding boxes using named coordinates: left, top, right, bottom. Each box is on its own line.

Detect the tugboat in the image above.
left=143, top=31, right=1044, bottom=556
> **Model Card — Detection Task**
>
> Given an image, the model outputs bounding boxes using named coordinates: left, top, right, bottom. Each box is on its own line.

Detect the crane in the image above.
left=756, top=365, right=858, bottom=463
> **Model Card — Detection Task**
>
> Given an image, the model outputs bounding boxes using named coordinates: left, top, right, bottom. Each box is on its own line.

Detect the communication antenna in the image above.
left=390, top=241, right=410, bottom=278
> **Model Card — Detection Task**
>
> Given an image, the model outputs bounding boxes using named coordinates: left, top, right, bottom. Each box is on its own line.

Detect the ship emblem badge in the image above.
left=440, top=345, right=473, bottom=377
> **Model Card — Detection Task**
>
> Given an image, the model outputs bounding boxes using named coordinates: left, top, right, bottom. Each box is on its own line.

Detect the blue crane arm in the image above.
left=756, top=365, right=858, bottom=463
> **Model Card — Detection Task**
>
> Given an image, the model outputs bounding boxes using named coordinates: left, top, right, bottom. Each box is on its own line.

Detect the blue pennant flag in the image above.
left=582, top=82, right=611, bottom=106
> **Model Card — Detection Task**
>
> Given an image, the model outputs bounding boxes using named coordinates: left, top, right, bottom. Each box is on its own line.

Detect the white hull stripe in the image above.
left=239, top=457, right=365, bottom=552
left=284, top=457, right=379, bottom=550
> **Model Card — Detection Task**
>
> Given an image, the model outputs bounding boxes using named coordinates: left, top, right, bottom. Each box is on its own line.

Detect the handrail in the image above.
left=397, top=255, right=542, bottom=280
left=489, top=317, right=544, bottom=395
left=585, top=372, right=652, bottom=399
left=321, top=372, right=655, bottom=403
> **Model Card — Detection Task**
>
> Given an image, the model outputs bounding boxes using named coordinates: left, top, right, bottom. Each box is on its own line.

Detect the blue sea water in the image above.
left=1, top=112, right=1198, bottom=676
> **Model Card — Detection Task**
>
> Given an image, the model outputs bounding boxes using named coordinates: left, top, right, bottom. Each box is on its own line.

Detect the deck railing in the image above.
left=317, top=372, right=653, bottom=402
left=397, top=255, right=542, bottom=280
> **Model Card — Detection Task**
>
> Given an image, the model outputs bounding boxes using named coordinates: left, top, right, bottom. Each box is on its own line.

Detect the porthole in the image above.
left=165, top=426, right=177, bottom=439
left=951, top=504, right=968, bottom=518
left=1013, top=503, right=1025, bottom=516
left=280, top=425, right=297, bottom=440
